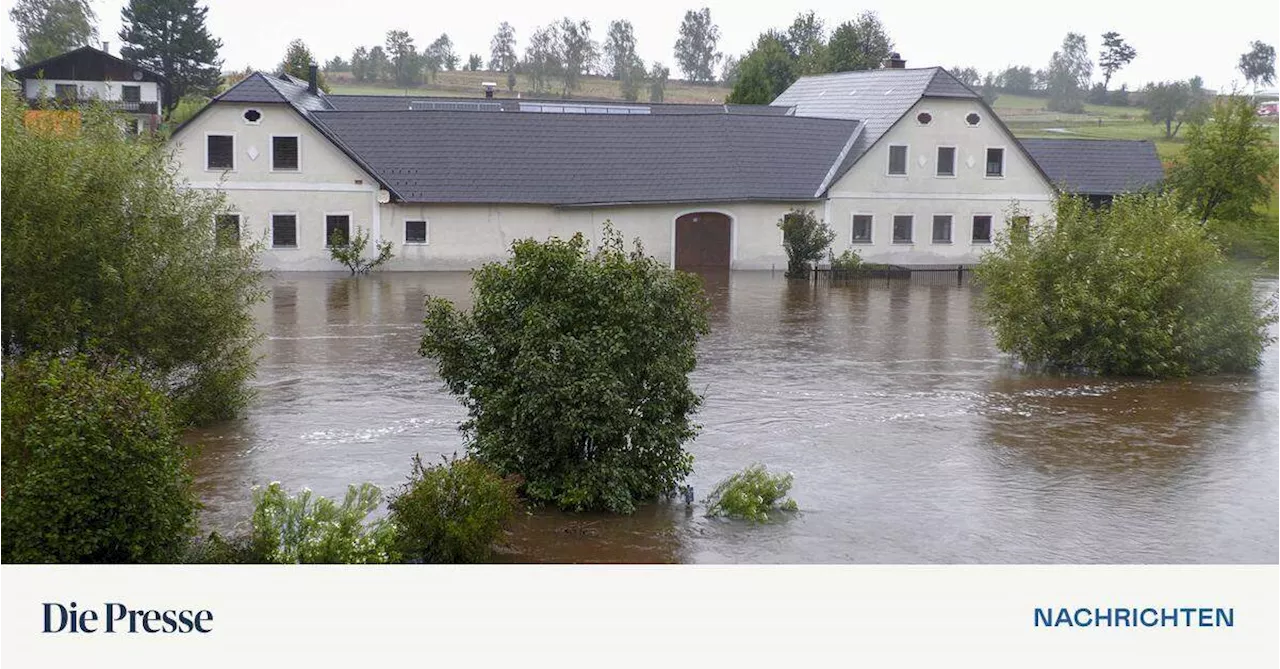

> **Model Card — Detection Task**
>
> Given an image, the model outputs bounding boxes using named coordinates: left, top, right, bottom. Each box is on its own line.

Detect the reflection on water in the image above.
left=188, top=271, right=1279, bottom=563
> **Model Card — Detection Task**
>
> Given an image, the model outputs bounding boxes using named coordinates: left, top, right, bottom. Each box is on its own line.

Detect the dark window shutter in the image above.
left=273, top=136, right=299, bottom=170
left=325, top=215, right=350, bottom=246
left=272, top=215, right=297, bottom=247
left=405, top=220, right=427, bottom=243
left=207, top=135, right=234, bottom=169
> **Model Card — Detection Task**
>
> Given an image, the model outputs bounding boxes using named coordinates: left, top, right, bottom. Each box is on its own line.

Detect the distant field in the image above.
left=992, top=92, right=1280, bottom=162
left=326, top=69, right=731, bottom=104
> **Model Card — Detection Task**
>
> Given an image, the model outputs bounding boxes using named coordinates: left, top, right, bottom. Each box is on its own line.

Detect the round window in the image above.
left=916, top=112, right=932, bottom=125
left=965, top=112, right=981, bottom=126
left=243, top=108, right=262, bottom=123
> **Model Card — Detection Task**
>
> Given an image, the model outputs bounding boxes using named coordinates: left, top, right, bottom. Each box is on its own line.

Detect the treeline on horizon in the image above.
left=9, top=1, right=1276, bottom=113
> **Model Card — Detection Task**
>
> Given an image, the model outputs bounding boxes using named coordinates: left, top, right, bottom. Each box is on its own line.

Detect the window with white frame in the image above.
left=932, top=215, right=953, bottom=243
left=271, top=214, right=297, bottom=248
left=971, top=215, right=993, bottom=244
left=206, top=134, right=234, bottom=170
left=887, top=145, right=908, bottom=175
left=851, top=214, right=873, bottom=244
left=325, top=214, right=351, bottom=247
left=405, top=220, right=428, bottom=244
left=892, top=215, right=913, bottom=243
left=215, top=213, right=241, bottom=247
left=985, top=147, right=1005, bottom=177
left=936, top=147, right=956, bottom=177
left=272, top=136, right=300, bottom=171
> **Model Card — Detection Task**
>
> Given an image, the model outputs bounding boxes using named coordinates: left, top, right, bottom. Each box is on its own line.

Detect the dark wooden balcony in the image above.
left=25, top=97, right=159, bottom=115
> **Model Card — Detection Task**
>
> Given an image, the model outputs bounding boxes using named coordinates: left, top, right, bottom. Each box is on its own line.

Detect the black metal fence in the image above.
left=812, top=264, right=975, bottom=286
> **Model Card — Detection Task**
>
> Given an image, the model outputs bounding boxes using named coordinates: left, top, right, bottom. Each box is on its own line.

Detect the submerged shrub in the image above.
left=1, top=355, right=198, bottom=563
left=975, top=195, right=1275, bottom=377
left=250, top=482, right=397, bottom=564
left=329, top=225, right=394, bottom=275
left=1, top=91, right=267, bottom=424
left=181, top=532, right=264, bottom=564
left=778, top=208, right=835, bottom=278
left=829, top=249, right=864, bottom=271
left=387, top=454, right=517, bottom=563
left=704, top=464, right=799, bottom=523
left=420, top=226, right=710, bottom=513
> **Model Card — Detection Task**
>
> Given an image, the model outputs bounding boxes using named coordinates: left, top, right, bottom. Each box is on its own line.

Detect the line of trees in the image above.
left=726, top=11, right=894, bottom=104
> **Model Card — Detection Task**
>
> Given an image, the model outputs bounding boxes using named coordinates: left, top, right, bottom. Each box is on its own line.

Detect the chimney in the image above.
left=307, top=64, right=319, bottom=94
left=884, top=52, right=906, bottom=69
left=101, top=41, right=109, bottom=54
left=482, top=82, right=497, bottom=99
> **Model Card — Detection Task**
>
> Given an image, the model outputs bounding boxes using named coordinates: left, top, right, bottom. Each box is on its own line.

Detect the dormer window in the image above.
left=243, top=108, right=262, bottom=124
left=966, top=112, right=982, bottom=126
left=916, top=111, right=932, bottom=125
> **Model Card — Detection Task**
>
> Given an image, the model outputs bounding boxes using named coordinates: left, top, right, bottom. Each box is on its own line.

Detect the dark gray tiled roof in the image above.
left=309, top=110, right=859, bottom=205
left=771, top=67, right=979, bottom=180
left=214, top=72, right=289, bottom=104
left=1019, top=138, right=1165, bottom=195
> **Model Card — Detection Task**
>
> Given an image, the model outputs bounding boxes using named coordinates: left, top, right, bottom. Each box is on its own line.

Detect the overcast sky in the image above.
left=3, top=0, right=1277, bottom=91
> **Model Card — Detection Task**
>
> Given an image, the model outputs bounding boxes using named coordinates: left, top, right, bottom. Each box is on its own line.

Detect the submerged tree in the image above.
left=329, top=226, right=394, bottom=275
left=419, top=227, right=710, bottom=513
left=975, top=195, right=1274, bottom=377
left=777, top=208, right=835, bottom=278
left=1, top=91, right=267, bottom=424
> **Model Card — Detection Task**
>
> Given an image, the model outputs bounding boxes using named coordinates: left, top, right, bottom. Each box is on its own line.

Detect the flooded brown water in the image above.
left=189, top=271, right=1279, bottom=563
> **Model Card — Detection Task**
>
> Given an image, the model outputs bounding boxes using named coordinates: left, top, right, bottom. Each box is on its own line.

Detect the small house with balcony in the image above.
left=9, top=45, right=167, bottom=134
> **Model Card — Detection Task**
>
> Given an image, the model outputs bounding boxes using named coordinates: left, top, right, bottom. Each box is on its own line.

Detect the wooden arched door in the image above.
left=674, top=212, right=731, bottom=269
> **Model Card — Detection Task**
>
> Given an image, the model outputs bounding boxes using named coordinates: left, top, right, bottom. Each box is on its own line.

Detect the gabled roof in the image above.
left=324, top=93, right=790, bottom=116
left=1019, top=138, right=1165, bottom=195
left=771, top=68, right=979, bottom=170
left=308, top=110, right=860, bottom=205
left=773, top=67, right=1055, bottom=191
left=8, top=45, right=166, bottom=84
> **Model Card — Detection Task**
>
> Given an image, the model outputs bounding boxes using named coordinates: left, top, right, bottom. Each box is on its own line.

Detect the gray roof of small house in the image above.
left=308, top=110, right=860, bottom=205
left=1018, top=138, right=1165, bottom=195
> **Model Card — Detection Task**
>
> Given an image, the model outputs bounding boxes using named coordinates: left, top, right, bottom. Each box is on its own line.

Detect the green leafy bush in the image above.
left=329, top=226, right=394, bottom=275
left=388, top=454, right=517, bottom=563
left=250, top=482, right=397, bottom=564
left=1, top=355, right=198, bottom=563
left=829, top=249, right=864, bottom=271
left=705, top=464, right=799, bottom=523
left=1, top=90, right=267, bottom=424
left=778, top=208, right=835, bottom=277
left=976, top=195, right=1275, bottom=377
left=419, top=225, right=710, bottom=513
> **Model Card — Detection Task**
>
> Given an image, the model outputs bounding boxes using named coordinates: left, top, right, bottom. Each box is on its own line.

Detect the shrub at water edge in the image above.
left=1, top=355, right=198, bottom=563
left=704, top=464, right=799, bottom=523
left=1, top=91, right=267, bottom=425
left=778, top=208, right=835, bottom=278
left=329, top=226, right=395, bottom=275
left=250, top=482, right=398, bottom=564
left=975, top=195, right=1275, bottom=377
left=387, top=454, right=518, bottom=563
left=420, top=226, right=710, bottom=513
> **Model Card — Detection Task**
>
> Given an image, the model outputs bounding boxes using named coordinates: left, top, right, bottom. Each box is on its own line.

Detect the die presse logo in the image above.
left=43, top=602, right=213, bottom=634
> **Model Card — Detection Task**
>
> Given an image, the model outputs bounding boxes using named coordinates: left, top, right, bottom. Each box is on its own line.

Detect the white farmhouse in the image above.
left=168, top=59, right=1163, bottom=271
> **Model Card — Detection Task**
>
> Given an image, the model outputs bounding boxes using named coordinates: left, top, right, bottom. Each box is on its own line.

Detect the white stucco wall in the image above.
left=826, top=97, right=1055, bottom=265
left=24, top=79, right=160, bottom=104
left=170, top=101, right=811, bottom=271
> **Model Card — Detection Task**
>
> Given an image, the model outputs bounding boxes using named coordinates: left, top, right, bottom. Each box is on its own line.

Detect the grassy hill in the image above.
left=327, top=69, right=732, bottom=104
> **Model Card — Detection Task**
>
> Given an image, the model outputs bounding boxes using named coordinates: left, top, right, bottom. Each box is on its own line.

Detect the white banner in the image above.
left=2, top=565, right=1276, bottom=667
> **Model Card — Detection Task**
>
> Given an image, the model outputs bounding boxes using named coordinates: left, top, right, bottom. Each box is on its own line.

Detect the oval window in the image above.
left=243, top=108, right=262, bottom=123
left=965, top=112, right=981, bottom=126
left=916, top=112, right=932, bottom=125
